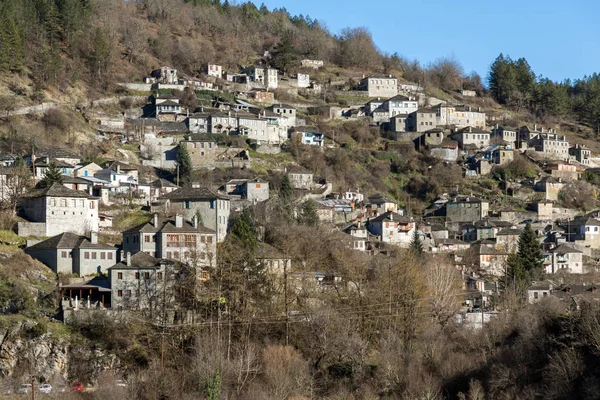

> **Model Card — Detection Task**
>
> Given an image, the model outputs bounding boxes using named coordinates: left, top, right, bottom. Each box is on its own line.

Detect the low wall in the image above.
left=18, top=222, right=47, bottom=237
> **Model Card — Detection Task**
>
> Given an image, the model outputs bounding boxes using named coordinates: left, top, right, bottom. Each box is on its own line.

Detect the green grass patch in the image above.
left=113, top=209, right=151, bottom=231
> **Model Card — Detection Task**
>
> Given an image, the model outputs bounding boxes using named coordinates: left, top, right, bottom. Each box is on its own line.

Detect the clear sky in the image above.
left=250, top=0, right=600, bottom=82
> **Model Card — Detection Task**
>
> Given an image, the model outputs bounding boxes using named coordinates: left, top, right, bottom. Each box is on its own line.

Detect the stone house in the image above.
left=109, top=252, right=175, bottom=310
left=179, top=140, right=249, bottom=170
left=33, top=159, right=75, bottom=181
left=491, top=149, right=514, bottom=165
left=570, top=144, right=591, bottom=165
left=123, top=214, right=217, bottom=267
left=74, top=162, right=102, bottom=178
left=269, top=104, right=297, bottom=127
left=300, top=59, right=324, bottom=69
left=237, top=112, right=273, bottom=143
left=366, top=211, right=415, bottom=247
left=18, top=183, right=99, bottom=237
left=27, top=148, right=81, bottom=167
left=536, top=200, right=554, bottom=220
left=159, top=187, right=230, bottom=242
left=207, top=64, right=223, bottom=78
left=366, top=193, right=399, bottom=217
left=243, top=66, right=278, bottom=89
left=137, top=178, right=178, bottom=200
left=451, top=127, right=491, bottom=149
left=527, top=282, right=552, bottom=304
left=149, top=66, right=178, bottom=84
left=408, top=108, right=438, bottom=132
left=296, top=73, right=310, bottom=88
left=567, top=215, right=600, bottom=248
left=491, top=126, right=518, bottom=148
left=257, top=242, right=291, bottom=276
left=287, top=167, right=313, bottom=190
left=495, top=228, right=522, bottom=253
left=445, top=197, right=489, bottom=222
left=545, top=163, right=579, bottom=181
left=429, top=141, right=459, bottom=161
left=469, top=243, right=508, bottom=277
left=358, top=74, right=398, bottom=97
left=460, top=89, right=477, bottom=97
left=0, top=167, right=21, bottom=203
left=209, top=111, right=239, bottom=133
left=291, top=127, right=324, bottom=146
left=545, top=244, right=584, bottom=274
left=530, top=133, right=569, bottom=158
left=25, top=231, right=116, bottom=276
left=438, top=105, right=486, bottom=129
left=434, top=238, right=470, bottom=253
left=225, top=178, right=269, bottom=202
left=187, top=112, right=210, bottom=134
left=389, top=114, right=410, bottom=133
left=536, top=177, right=565, bottom=201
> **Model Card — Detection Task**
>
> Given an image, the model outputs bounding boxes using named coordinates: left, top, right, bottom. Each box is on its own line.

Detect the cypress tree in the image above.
left=409, top=228, right=424, bottom=257
left=41, top=162, right=64, bottom=187
left=176, top=145, right=193, bottom=186
left=279, top=175, right=292, bottom=201
left=517, top=223, right=544, bottom=278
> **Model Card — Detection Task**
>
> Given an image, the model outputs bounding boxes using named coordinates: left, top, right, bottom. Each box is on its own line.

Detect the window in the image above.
left=61, top=251, right=68, bottom=258
left=125, top=290, right=131, bottom=297
left=174, top=251, right=180, bottom=259
left=185, top=201, right=192, bottom=209
left=167, top=252, right=172, bottom=259
left=60, top=199, right=67, bottom=207
left=135, top=290, right=140, bottom=297
left=71, top=199, right=76, bottom=207
left=167, top=234, right=179, bottom=247
left=256, top=183, right=261, bottom=189
left=84, top=252, right=90, bottom=259
left=157, top=272, right=163, bottom=280
left=91, top=252, right=97, bottom=260
left=184, top=234, right=196, bottom=248
left=117, top=272, right=122, bottom=280
left=101, top=252, right=105, bottom=260
left=135, top=272, right=140, bottom=279
left=117, top=290, right=123, bottom=297
left=89, top=201, right=95, bottom=209
left=108, top=252, right=113, bottom=260
left=534, top=292, right=539, bottom=299
left=144, top=272, right=150, bottom=279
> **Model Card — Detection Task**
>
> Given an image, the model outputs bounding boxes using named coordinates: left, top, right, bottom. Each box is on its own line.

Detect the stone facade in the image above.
left=18, top=183, right=99, bottom=237
left=445, top=197, right=489, bottom=222
left=358, top=74, right=398, bottom=98
left=159, top=187, right=230, bottom=242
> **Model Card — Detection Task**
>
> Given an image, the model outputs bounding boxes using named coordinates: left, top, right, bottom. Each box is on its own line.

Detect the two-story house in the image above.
left=366, top=211, right=415, bottom=247
left=358, top=74, right=398, bottom=97
left=18, top=183, right=99, bottom=237
left=25, top=231, right=116, bottom=276
left=451, top=127, right=491, bottom=149
left=224, top=178, right=269, bottom=202
left=545, top=244, right=584, bottom=274
left=445, top=197, right=489, bottom=223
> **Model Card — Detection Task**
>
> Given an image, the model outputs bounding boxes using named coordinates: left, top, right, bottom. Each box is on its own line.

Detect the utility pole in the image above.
left=31, top=376, right=35, bottom=400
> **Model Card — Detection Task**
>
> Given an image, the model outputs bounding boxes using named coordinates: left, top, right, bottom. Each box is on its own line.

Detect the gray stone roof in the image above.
left=108, top=252, right=163, bottom=270
left=124, top=216, right=216, bottom=234
left=23, top=183, right=96, bottom=199
left=369, top=211, right=410, bottom=223
left=159, top=187, right=228, bottom=201
left=26, top=232, right=114, bottom=251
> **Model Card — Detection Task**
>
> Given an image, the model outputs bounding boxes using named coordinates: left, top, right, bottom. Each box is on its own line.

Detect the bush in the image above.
left=41, top=108, right=69, bottom=131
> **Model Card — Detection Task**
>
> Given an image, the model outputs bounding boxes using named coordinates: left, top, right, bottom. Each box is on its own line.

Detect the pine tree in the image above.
left=517, top=223, right=544, bottom=278
left=41, top=162, right=64, bottom=187
left=176, top=145, right=193, bottom=186
left=272, top=30, right=297, bottom=73
left=409, top=228, right=424, bottom=257
left=505, top=252, right=527, bottom=284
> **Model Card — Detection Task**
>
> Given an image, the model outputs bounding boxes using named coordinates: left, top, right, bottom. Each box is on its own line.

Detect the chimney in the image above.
left=153, top=213, right=158, bottom=227
left=534, top=124, right=537, bottom=131
left=116, top=164, right=120, bottom=174
left=193, top=214, right=198, bottom=229
left=120, top=250, right=124, bottom=262
left=126, top=252, right=131, bottom=267
left=90, top=231, right=98, bottom=244
left=175, top=214, right=183, bottom=228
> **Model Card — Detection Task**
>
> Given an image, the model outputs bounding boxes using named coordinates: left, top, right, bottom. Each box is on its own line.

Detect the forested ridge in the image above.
left=2, top=0, right=600, bottom=135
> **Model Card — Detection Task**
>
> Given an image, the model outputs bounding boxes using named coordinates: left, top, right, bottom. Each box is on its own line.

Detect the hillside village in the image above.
left=2, top=0, right=600, bottom=397
left=3, top=60, right=599, bottom=321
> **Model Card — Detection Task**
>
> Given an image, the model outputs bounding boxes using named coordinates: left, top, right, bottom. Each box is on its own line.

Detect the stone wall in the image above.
left=17, top=222, right=47, bottom=237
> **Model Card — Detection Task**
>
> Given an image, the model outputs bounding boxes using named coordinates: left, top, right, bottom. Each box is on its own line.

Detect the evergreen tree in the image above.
left=230, top=208, right=257, bottom=251
left=297, top=200, right=319, bottom=226
left=517, top=223, right=544, bottom=279
left=272, top=30, right=297, bottom=73
left=409, top=228, right=424, bottom=257
left=505, top=252, right=527, bottom=284
left=41, top=162, right=64, bottom=187
left=279, top=175, right=292, bottom=201
left=176, top=145, right=193, bottom=186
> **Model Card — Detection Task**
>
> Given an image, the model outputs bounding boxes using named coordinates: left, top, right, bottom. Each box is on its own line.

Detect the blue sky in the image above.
left=250, top=0, right=600, bottom=82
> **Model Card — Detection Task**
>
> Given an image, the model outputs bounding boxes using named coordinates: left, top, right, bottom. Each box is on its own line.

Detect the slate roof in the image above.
left=159, top=187, right=228, bottom=201
left=551, top=244, right=583, bottom=254
left=124, top=216, right=216, bottom=234
left=257, top=242, right=286, bottom=260
left=369, top=211, right=411, bottom=224
left=108, top=252, right=163, bottom=270
left=26, top=232, right=114, bottom=251
left=23, top=183, right=96, bottom=199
